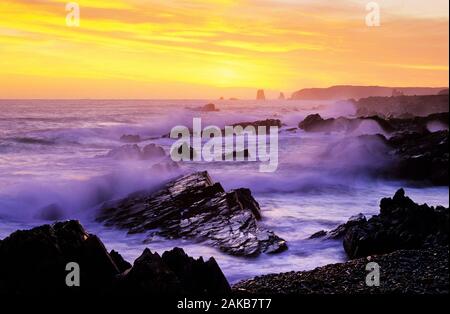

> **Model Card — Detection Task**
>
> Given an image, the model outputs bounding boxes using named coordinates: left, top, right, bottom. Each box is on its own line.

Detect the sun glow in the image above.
left=0, top=0, right=448, bottom=98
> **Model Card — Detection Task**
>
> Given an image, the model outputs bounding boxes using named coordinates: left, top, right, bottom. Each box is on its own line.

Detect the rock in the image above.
left=0, top=220, right=119, bottom=294
left=387, top=130, right=449, bottom=185
left=438, top=88, right=449, bottom=95
left=35, top=203, right=65, bottom=221
left=309, top=214, right=366, bottom=240
left=342, top=189, right=449, bottom=259
left=141, top=143, right=165, bottom=159
left=298, top=114, right=361, bottom=133
left=298, top=112, right=449, bottom=134
left=201, top=103, right=219, bottom=112
left=106, top=144, right=142, bottom=160
left=161, top=247, right=230, bottom=295
left=0, top=221, right=232, bottom=296
left=97, top=171, right=287, bottom=256
left=233, top=245, right=449, bottom=294
left=256, top=89, right=266, bottom=100
left=278, top=92, right=285, bottom=100
left=109, top=250, right=132, bottom=273
left=230, top=119, right=282, bottom=134
left=120, top=134, right=141, bottom=143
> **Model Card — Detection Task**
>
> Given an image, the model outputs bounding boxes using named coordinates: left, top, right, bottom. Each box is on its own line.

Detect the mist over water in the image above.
left=0, top=99, right=448, bottom=283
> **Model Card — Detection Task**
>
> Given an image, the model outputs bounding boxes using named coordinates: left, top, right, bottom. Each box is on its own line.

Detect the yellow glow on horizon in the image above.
left=0, top=0, right=448, bottom=98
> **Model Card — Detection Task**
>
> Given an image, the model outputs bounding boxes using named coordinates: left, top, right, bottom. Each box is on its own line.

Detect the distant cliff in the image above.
left=353, top=94, right=449, bottom=118
left=291, top=85, right=446, bottom=100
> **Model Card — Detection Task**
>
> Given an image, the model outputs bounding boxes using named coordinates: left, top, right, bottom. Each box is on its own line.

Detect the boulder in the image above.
left=342, top=189, right=449, bottom=259
left=97, top=171, right=287, bottom=256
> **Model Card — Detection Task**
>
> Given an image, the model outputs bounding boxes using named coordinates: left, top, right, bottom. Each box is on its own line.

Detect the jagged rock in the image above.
left=0, top=221, right=231, bottom=295
left=97, top=172, right=287, bottom=256
left=342, top=189, right=449, bottom=259
left=298, top=112, right=448, bottom=134
left=387, top=130, right=449, bottom=185
left=256, top=90, right=266, bottom=100
left=120, top=134, right=141, bottom=143
left=110, top=250, right=132, bottom=273
left=309, top=214, right=366, bottom=240
left=0, top=220, right=120, bottom=294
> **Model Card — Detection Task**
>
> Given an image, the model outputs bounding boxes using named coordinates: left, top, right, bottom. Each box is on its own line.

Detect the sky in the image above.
left=0, top=0, right=448, bottom=99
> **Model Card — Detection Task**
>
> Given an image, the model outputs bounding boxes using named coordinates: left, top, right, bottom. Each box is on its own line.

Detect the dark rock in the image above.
left=0, top=221, right=232, bottom=296
left=353, top=94, right=449, bottom=118
left=309, top=214, right=366, bottom=240
left=299, top=112, right=449, bottom=134
left=161, top=247, right=230, bottom=295
left=142, top=143, right=165, bottom=159
left=0, top=220, right=119, bottom=294
left=342, top=189, right=449, bottom=259
left=386, top=130, right=449, bottom=185
left=109, top=250, right=132, bottom=273
left=298, top=114, right=361, bottom=133
left=97, top=171, right=287, bottom=256
left=120, top=134, right=141, bottom=143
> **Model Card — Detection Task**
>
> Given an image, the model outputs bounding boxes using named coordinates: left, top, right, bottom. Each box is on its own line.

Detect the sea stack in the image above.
left=256, top=89, right=266, bottom=100
left=278, top=92, right=285, bottom=100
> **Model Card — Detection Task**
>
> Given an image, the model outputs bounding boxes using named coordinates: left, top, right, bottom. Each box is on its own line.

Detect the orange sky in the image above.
left=0, top=0, right=448, bottom=99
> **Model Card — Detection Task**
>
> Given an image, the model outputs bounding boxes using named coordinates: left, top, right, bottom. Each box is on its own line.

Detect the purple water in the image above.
left=0, top=99, right=448, bottom=283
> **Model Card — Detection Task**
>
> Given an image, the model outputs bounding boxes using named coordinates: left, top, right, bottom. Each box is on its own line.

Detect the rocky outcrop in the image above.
left=353, top=94, right=449, bottom=118
left=256, top=90, right=266, bottom=101
left=230, top=119, right=282, bottom=133
left=298, top=112, right=449, bottom=134
left=0, top=221, right=231, bottom=295
left=233, top=245, right=449, bottom=294
left=96, top=171, right=287, bottom=256
left=291, top=85, right=444, bottom=100
left=106, top=143, right=166, bottom=160
left=342, top=189, right=449, bottom=259
left=311, top=189, right=449, bottom=259
left=386, top=130, right=449, bottom=185
left=191, top=103, right=219, bottom=112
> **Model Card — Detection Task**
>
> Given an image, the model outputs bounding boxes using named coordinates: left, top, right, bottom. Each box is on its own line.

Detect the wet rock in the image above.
left=97, top=171, right=287, bottom=256
left=120, top=134, right=141, bottom=143
left=342, top=189, right=449, bottom=259
left=308, top=214, right=366, bottom=240
left=298, top=114, right=361, bottom=133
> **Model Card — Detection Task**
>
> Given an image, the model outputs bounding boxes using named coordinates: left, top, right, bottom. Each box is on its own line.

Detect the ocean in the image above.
left=0, top=99, right=448, bottom=283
